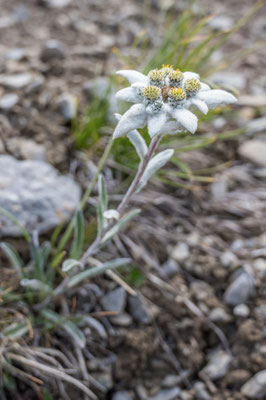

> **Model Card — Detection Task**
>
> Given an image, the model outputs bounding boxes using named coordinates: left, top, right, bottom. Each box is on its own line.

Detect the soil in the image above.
left=1, top=0, right=266, bottom=399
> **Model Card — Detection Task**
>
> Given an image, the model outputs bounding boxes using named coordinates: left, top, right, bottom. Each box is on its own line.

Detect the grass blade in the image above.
left=68, top=258, right=131, bottom=288
left=0, top=207, right=30, bottom=243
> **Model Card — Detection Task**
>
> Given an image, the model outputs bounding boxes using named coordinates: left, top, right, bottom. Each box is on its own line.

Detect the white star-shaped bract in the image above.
left=114, top=66, right=237, bottom=139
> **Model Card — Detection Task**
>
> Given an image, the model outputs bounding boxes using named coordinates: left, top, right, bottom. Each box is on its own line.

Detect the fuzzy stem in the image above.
left=36, top=135, right=161, bottom=310
left=80, top=134, right=161, bottom=264
left=117, top=134, right=161, bottom=214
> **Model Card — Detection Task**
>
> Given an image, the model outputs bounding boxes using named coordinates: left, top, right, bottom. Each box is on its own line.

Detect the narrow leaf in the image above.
left=98, top=174, right=108, bottom=212
left=137, top=149, right=174, bottom=192
left=50, top=250, right=66, bottom=269
left=0, top=242, right=24, bottom=277
left=101, top=209, right=140, bottom=244
left=0, top=207, right=30, bottom=243
left=42, top=309, right=86, bottom=348
left=70, top=210, right=84, bottom=259
left=67, top=258, right=131, bottom=288
left=2, top=322, right=29, bottom=339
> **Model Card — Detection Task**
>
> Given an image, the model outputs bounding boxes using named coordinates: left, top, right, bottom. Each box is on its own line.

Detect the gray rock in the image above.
left=208, top=15, right=233, bottom=31
left=246, top=117, right=266, bottom=135
left=0, top=155, right=81, bottom=237
left=0, top=94, right=19, bottom=110
left=6, top=138, right=46, bottom=161
left=57, top=93, right=77, bottom=122
left=224, top=270, right=254, bottom=306
left=171, top=242, right=189, bottom=262
left=241, top=370, right=266, bottom=399
left=25, top=76, right=45, bottom=94
left=239, top=140, right=266, bottom=167
left=202, top=350, right=231, bottom=380
left=233, top=304, right=250, bottom=318
left=253, top=258, right=266, bottom=277
left=254, top=305, right=266, bottom=320
left=220, top=251, right=238, bottom=269
left=151, top=387, right=180, bottom=400
left=110, top=313, right=132, bottom=326
left=194, top=381, right=211, bottom=400
left=41, top=40, right=66, bottom=61
left=0, top=73, right=33, bottom=90
left=112, top=391, right=132, bottom=400
left=101, top=287, right=126, bottom=313
left=128, top=295, right=151, bottom=324
left=4, top=48, right=25, bottom=61
left=41, top=0, right=72, bottom=7
left=0, top=7, right=28, bottom=28
left=209, top=307, right=231, bottom=323
left=161, top=258, right=180, bottom=278
left=210, top=180, right=227, bottom=199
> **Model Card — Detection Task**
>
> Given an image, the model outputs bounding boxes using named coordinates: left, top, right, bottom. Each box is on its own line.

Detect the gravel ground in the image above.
left=0, top=0, right=266, bottom=399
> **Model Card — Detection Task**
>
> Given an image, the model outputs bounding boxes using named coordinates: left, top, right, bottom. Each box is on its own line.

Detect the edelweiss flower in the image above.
left=113, top=65, right=237, bottom=139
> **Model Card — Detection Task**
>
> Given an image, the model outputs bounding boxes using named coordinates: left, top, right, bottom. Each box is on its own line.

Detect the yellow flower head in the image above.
left=184, top=78, right=201, bottom=94
left=148, top=69, right=165, bottom=84
left=168, top=69, right=184, bottom=86
left=160, top=64, right=174, bottom=75
left=168, top=87, right=186, bottom=101
left=142, top=85, right=161, bottom=101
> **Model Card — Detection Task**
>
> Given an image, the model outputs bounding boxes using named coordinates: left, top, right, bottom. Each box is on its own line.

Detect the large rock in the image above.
left=0, top=155, right=81, bottom=237
left=239, top=140, right=266, bottom=167
left=241, top=370, right=266, bottom=398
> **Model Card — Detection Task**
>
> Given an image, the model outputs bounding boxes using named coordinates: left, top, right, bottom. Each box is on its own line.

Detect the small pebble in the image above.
left=112, top=391, right=132, bottom=400
left=233, top=304, right=250, bottom=318
left=57, top=92, right=77, bottom=121
left=101, top=287, right=126, bottom=313
left=0, top=94, right=19, bottom=110
left=202, top=350, right=231, bottom=380
left=171, top=242, right=189, bottom=262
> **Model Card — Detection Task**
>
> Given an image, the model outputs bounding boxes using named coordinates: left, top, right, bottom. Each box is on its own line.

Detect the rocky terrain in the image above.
left=0, top=0, right=266, bottom=399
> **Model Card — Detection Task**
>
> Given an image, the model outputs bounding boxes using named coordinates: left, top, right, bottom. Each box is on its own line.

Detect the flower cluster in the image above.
left=113, top=64, right=237, bottom=139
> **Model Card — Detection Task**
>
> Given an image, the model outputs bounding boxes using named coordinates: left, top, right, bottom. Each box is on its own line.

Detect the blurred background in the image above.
left=1, top=0, right=266, bottom=399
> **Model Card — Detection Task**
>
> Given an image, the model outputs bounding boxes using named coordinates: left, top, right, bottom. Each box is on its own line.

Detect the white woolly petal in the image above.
left=127, top=129, right=148, bottom=160
left=116, top=70, right=149, bottom=85
left=114, top=113, right=122, bottom=121
left=147, top=112, right=168, bottom=138
left=191, top=98, right=209, bottom=114
left=161, top=121, right=184, bottom=135
left=115, top=87, right=141, bottom=103
left=198, top=89, right=237, bottom=109
left=116, top=112, right=148, bottom=159
left=131, top=82, right=147, bottom=89
left=137, top=149, right=174, bottom=192
left=103, top=209, right=120, bottom=220
left=199, top=82, right=211, bottom=92
left=172, top=109, right=198, bottom=134
left=113, top=104, right=147, bottom=139
left=183, top=71, right=200, bottom=81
